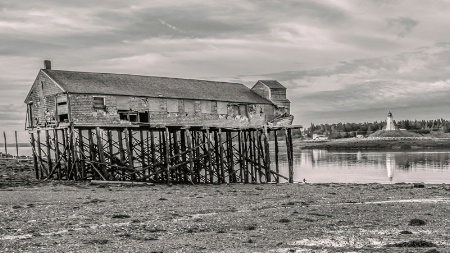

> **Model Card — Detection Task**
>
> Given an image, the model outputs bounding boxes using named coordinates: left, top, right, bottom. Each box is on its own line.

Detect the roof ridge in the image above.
left=43, top=69, right=245, bottom=86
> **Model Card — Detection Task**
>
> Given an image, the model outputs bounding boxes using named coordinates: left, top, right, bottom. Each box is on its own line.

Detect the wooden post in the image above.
left=125, top=128, right=134, bottom=181
left=107, top=130, right=113, bottom=180
left=54, top=129, right=61, bottom=180
left=30, top=132, right=39, bottom=179
left=62, top=129, right=68, bottom=179
left=36, top=130, right=44, bottom=178
left=118, top=130, right=125, bottom=180
left=180, top=129, right=188, bottom=183
left=263, top=126, right=271, bottom=182
left=227, top=131, right=235, bottom=183
left=88, top=129, right=95, bottom=179
left=164, top=127, right=170, bottom=184
left=96, top=127, right=107, bottom=180
left=139, top=130, right=146, bottom=177
left=3, top=131, right=7, bottom=156
left=218, top=129, right=225, bottom=183
left=78, top=129, right=86, bottom=180
left=243, top=130, right=249, bottom=183
left=69, top=125, right=76, bottom=180
left=15, top=131, right=18, bottom=157
left=45, top=130, right=53, bottom=179
left=202, top=130, right=208, bottom=184
left=146, top=131, right=150, bottom=178
left=256, top=129, right=262, bottom=183
left=285, top=128, right=294, bottom=183
left=172, top=129, right=180, bottom=182
left=248, top=130, right=255, bottom=183
left=274, top=129, right=280, bottom=183
left=150, top=130, right=156, bottom=181
left=206, top=128, right=213, bottom=183
left=186, top=129, right=194, bottom=183
left=238, top=130, right=243, bottom=183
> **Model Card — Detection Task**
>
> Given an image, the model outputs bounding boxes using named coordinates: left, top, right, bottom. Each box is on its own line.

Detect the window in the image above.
left=93, top=97, right=105, bottom=110
left=118, top=110, right=140, bottom=123
left=57, top=100, right=69, bottom=122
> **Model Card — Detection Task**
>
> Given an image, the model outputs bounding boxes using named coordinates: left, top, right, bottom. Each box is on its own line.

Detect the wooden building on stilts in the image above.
left=24, top=61, right=301, bottom=184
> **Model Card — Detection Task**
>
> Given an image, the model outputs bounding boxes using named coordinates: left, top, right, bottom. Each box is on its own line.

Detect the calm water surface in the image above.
left=279, top=149, right=450, bottom=184
left=12, top=147, right=450, bottom=184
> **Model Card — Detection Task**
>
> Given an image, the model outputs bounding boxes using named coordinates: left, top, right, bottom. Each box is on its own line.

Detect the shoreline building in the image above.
left=385, top=111, right=396, bottom=131
left=25, top=61, right=293, bottom=130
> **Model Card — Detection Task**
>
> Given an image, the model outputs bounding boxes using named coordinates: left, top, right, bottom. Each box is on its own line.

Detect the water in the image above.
left=279, top=149, right=450, bottom=184
left=10, top=146, right=450, bottom=184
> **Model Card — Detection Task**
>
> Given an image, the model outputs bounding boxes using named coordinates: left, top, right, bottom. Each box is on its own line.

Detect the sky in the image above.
left=2, top=0, right=450, bottom=141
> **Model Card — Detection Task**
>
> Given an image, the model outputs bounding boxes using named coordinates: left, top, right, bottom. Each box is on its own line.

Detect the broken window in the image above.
left=93, top=97, right=106, bottom=110
left=56, top=96, right=68, bottom=123
left=118, top=110, right=142, bottom=123
left=139, top=112, right=149, bottom=123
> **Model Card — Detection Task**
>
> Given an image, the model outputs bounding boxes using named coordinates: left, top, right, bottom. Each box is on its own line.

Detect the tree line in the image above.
left=305, top=118, right=450, bottom=139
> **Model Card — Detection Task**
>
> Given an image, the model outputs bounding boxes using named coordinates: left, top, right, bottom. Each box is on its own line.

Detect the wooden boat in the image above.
left=268, top=113, right=294, bottom=126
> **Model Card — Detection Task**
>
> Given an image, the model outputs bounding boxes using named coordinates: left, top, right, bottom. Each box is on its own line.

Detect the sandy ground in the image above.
left=1, top=159, right=450, bottom=252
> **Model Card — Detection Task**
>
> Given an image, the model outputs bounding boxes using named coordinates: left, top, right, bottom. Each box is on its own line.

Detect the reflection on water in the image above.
left=278, top=150, right=450, bottom=184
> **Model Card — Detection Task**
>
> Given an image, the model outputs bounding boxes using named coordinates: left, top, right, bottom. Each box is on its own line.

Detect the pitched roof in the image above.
left=258, top=80, right=286, bottom=89
left=43, top=70, right=273, bottom=104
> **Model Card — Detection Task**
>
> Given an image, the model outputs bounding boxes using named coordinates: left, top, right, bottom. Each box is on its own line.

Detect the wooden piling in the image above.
left=96, top=127, right=106, bottom=180
left=285, top=128, right=294, bottom=183
left=30, top=132, right=39, bottom=179
left=263, top=126, right=271, bottom=182
left=117, top=130, right=125, bottom=180
left=206, top=128, right=213, bottom=183
left=186, top=129, right=194, bottom=183
left=54, top=129, right=61, bottom=180
left=27, top=125, right=300, bottom=185
left=45, top=130, right=52, bottom=179
left=125, top=128, right=134, bottom=181
left=3, top=131, right=7, bottom=156
left=164, top=127, right=170, bottom=184
left=274, top=129, right=280, bottom=183
left=78, top=129, right=86, bottom=179
left=15, top=131, right=18, bottom=157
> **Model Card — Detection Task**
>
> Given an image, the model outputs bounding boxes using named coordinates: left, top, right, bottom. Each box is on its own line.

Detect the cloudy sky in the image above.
left=2, top=0, right=450, bottom=140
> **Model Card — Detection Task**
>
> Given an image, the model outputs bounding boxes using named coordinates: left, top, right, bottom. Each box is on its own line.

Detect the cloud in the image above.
left=386, top=17, right=418, bottom=38
left=2, top=0, right=450, bottom=132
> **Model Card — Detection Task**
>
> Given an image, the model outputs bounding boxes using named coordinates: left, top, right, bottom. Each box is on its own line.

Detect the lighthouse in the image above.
left=385, top=111, right=396, bottom=130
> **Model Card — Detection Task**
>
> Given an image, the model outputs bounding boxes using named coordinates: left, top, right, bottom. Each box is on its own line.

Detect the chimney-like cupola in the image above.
left=44, top=60, right=51, bottom=70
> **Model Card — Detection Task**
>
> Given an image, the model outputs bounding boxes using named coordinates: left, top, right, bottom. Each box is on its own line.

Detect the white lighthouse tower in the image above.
left=385, top=111, right=396, bottom=131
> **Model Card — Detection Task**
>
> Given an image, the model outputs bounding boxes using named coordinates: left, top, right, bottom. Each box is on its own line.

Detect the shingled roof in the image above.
left=42, top=69, right=273, bottom=104
left=258, top=80, right=286, bottom=89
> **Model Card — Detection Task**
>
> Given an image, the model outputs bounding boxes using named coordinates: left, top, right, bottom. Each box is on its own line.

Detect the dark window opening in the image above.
left=139, top=112, right=149, bottom=123
left=27, top=103, right=33, bottom=128
left=118, top=110, right=138, bottom=122
left=119, top=110, right=128, bottom=121
left=41, top=81, right=44, bottom=90
left=93, top=97, right=106, bottom=110
left=129, top=113, right=137, bottom=122
left=59, top=114, right=69, bottom=122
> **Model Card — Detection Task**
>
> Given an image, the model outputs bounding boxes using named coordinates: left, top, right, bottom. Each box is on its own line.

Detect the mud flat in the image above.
left=1, top=161, right=450, bottom=253
left=297, top=138, right=450, bottom=150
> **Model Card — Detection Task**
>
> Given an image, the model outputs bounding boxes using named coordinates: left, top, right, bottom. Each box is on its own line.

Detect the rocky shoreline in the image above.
left=1, top=159, right=449, bottom=252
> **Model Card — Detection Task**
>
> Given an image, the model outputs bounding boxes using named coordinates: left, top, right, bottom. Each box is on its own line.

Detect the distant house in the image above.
left=24, top=61, right=291, bottom=129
